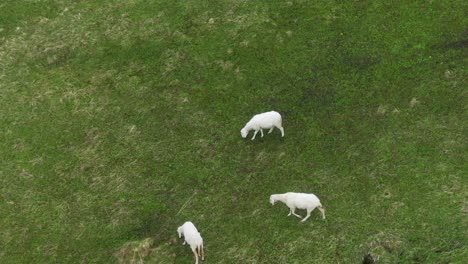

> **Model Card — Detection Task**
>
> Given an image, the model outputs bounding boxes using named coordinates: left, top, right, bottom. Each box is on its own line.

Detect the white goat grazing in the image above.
left=270, top=192, right=325, bottom=222
left=241, top=111, right=284, bottom=140
left=177, top=222, right=204, bottom=264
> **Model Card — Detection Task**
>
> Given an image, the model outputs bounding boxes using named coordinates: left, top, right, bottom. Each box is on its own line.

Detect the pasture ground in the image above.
left=0, top=1, right=466, bottom=263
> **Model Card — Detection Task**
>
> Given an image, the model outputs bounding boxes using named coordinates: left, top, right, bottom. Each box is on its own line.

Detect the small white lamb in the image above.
left=177, top=221, right=204, bottom=264
left=270, top=192, right=325, bottom=222
left=241, top=111, right=284, bottom=140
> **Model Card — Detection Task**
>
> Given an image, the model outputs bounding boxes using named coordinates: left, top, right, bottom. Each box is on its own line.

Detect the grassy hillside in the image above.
left=0, top=0, right=466, bottom=263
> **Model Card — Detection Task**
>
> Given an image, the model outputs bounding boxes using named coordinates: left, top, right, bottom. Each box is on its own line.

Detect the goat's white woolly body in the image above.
left=270, top=192, right=325, bottom=222
left=241, top=111, right=284, bottom=140
left=177, top=222, right=204, bottom=264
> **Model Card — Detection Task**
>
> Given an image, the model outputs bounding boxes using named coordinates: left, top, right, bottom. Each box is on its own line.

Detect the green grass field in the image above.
left=1, top=1, right=466, bottom=263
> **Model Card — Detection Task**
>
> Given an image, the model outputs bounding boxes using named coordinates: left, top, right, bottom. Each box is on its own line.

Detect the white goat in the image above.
left=177, top=221, right=204, bottom=264
left=241, top=111, right=284, bottom=140
left=270, top=192, right=325, bottom=222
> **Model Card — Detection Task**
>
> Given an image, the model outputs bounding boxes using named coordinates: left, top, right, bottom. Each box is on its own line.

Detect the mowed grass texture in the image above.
left=0, top=0, right=466, bottom=263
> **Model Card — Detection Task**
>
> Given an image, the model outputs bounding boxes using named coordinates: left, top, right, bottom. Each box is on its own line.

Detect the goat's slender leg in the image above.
left=252, top=130, right=258, bottom=140
left=318, top=206, right=326, bottom=220
left=289, top=207, right=303, bottom=219
left=278, top=126, right=285, bottom=137
left=260, top=129, right=264, bottom=137
left=268, top=127, right=274, bottom=134
left=301, top=208, right=314, bottom=222
left=192, top=248, right=199, bottom=264
left=201, top=244, right=205, bottom=260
